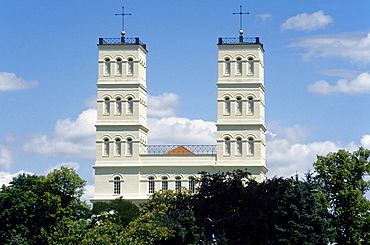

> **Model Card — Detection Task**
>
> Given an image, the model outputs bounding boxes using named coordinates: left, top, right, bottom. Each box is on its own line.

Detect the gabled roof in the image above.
left=164, top=146, right=194, bottom=155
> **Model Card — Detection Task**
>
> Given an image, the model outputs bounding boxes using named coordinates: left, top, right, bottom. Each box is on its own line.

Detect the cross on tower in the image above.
left=233, top=5, right=249, bottom=35
left=115, top=6, right=131, bottom=35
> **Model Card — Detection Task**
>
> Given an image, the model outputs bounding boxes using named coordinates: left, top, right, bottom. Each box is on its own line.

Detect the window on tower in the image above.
left=113, top=176, right=121, bottom=195
left=104, top=58, right=110, bottom=75
left=236, top=97, right=242, bottom=115
left=248, top=138, right=254, bottom=156
left=224, top=137, right=231, bottom=156
left=224, top=58, right=230, bottom=75
left=115, top=138, right=121, bottom=156
left=116, top=58, right=122, bottom=75
left=127, top=97, right=133, bottom=114
left=236, top=138, right=242, bottom=156
left=103, top=138, right=109, bottom=156
left=148, top=177, right=155, bottom=193
left=247, top=57, right=254, bottom=75
left=126, top=138, right=133, bottom=156
left=104, top=98, right=110, bottom=114
left=128, top=58, right=133, bottom=75
left=115, top=98, right=121, bottom=115
left=162, top=177, right=168, bottom=191
left=236, top=57, right=242, bottom=75
left=247, top=97, right=254, bottom=115
left=224, top=97, right=230, bottom=115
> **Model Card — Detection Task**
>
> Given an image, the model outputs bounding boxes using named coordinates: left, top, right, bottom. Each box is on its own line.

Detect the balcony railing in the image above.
left=140, top=145, right=217, bottom=155
left=218, top=36, right=261, bottom=45
left=98, top=37, right=147, bottom=50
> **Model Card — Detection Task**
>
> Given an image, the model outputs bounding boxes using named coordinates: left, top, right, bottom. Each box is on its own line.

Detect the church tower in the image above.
left=216, top=33, right=267, bottom=181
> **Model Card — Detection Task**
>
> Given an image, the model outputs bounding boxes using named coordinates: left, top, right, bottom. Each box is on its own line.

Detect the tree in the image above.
left=313, top=147, right=370, bottom=244
left=0, top=167, right=89, bottom=244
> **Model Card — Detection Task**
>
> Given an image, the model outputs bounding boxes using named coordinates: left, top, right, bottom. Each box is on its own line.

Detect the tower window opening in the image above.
left=104, top=58, right=110, bottom=75
left=148, top=177, right=155, bottom=193
left=128, top=58, right=133, bottom=75
left=103, top=138, right=109, bottom=156
left=127, top=138, right=133, bottom=156
left=113, top=176, right=121, bottom=195
left=236, top=138, right=242, bottom=156
left=248, top=57, right=254, bottom=75
left=224, top=58, right=230, bottom=75
left=115, top=138, right=121, bottom=156
left=175, top=177, right=181, bottom=192
left=224, top=138, right=231, bottom=156
left=189, top=177, right=195, bottom=193
left=162, top=177, right=168, bottom=191
left=127, top=97, right=133, bottom=114
left=116, top=58, right=122, bottom=74
left=224, top=97, right=230, bottom=115
left=115, top=98, right=121, bottom=114
left=248, top=138, right=254, bottom=156
left=104, top=98, right=110, bottom=114
left=236, top=97, right=242, bottom=114
left=236, top=58, right=242, bottom=74
left=247, top=97, right=254, bottom=114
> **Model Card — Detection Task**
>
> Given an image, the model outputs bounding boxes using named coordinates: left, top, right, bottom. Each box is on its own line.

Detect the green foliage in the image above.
left=0, top=167, right=89, bottom=244
left=92, top=197, right=140, bottom=227
left=313, top=147, right=370, bottom=244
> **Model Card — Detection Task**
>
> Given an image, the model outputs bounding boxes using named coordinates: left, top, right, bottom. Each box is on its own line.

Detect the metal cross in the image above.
left=233, top=5, right=249, bottom=32
left=115, top=6, right=131, bottom=33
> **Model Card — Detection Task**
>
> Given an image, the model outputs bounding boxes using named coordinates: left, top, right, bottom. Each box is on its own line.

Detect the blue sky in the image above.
left=1, top=0, right=370, bottom=201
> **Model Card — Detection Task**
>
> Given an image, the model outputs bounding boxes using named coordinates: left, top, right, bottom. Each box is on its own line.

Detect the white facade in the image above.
left=91, top=36, right=267, bottom=203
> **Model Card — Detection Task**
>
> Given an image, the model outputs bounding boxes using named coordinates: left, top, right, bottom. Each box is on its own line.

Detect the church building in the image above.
left=91, top=23, right=267, bottom=203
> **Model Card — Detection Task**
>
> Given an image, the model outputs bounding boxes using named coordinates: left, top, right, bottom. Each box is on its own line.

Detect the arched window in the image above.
left=224, top=138, right=231, bottom=156
left=224, top=58, right=230, bottom=74
left=116, top=58, right=122, bottom=74
left=113, top=176, right=121, bottom=195
left=148, top=177, right=155, bottom=193
left=224, top=97, right=230, bottom=115
left=103, top=138, right=109, bottom=156
left=247, top=97, right=254, bottom=114
left=162, top=177, right=168, bottom=191
left=127, top=138, right=133, bottom=156
left=127, top=97, right=133, bottom=114
left=189, top=177, right=195, bottom=193
left=115, top=138, right=121, bottom=155
left=116, top=98, right=121, bottom=114
left=104, top=98, right=110, bottom=114
left=236, top=97, right=242, bottom=114
left=247, top=57, right=254, bottom=74
left=236, top=58, right=242, bottom=74
left=104, top=58, right=110, bottom=75
left=236, top=138, right=242, bottom=156
left=128, top=58, right=133, bottom=74
left=248, top=138, right=254, bottom=156
left=175, top=177, right=181, bottom=192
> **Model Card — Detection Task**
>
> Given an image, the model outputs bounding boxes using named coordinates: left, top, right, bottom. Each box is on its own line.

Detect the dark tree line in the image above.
left=0, top=148, right=369, bottom=244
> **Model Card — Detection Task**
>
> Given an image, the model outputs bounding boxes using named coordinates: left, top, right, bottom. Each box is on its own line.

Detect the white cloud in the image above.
left=0, top=72, right=38, bottom=91
left=0, top=170, right=35, bottom=187
left=148, top=93, right=179, bottom=118
left=257, top=14, right=272, bottom=23
left=266, top=121, right=358, bottom=178
left=281, top=10, right=333, bottom=31
left=22, top=109, right=96, bottom=160
left=0, top=145, right=12, bottom=168
left=84, top=96, right=97, bottom=109
left=320, top=69, right=365, bottom=80
left=148, top=117, right=216, bottom=145
left=291, top=32, right=370, bottom=63
left=361, top=135, right=370, bottom=149
left=308, top=72, right=370, bottom=95
left=81, top=184, right=94, bottom=205
left=44, top=162, right=81, bottom=174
